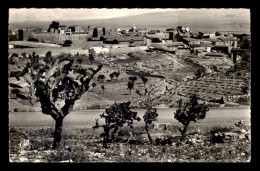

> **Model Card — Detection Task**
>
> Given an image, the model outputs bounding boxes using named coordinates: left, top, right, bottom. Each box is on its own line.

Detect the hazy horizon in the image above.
left=9, top=8, right=250, bottom=34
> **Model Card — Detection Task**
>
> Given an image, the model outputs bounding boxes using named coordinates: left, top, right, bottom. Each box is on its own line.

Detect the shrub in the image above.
left=94, top=101, right=141, bottom=148
left=174, top=95, right=209, bottom=137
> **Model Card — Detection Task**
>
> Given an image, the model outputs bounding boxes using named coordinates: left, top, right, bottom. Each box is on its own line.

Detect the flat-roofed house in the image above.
left=182, top=38, right=201, bottom=45
left=190, top=43, right=213, bottom=53
left=217, top=36, right=237, bottom=48
left=199, top=31, right=216, bottom=38
left=100, top=35, right=144, bottom=45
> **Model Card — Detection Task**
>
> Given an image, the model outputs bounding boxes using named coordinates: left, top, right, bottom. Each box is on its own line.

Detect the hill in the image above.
left=9, top=9, right=250, bottom=34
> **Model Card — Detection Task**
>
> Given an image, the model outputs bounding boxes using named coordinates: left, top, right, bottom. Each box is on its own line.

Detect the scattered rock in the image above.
left=240, top=129, right=247, bottom=134
left=59, top=159, right=73, bottom=163
left=19, top=157, right=28, bottom=162
left=32, top=159, right=42, bottom=163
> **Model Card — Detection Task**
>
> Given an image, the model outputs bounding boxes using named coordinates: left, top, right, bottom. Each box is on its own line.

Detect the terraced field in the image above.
left=177, top=74, right=245, bottom=101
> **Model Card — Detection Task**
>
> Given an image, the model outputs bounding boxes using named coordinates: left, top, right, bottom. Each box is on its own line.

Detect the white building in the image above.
left=89, top=46, right=110, bottom=54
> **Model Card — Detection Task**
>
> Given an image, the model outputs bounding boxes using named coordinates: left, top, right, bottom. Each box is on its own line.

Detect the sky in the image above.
left=9, top=8, right=186, bottom=23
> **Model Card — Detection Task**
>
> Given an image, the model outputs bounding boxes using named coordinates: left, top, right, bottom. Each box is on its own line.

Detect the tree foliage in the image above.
left=129, top=76, right=137, bottom=82
left=101, top=85, right=105, bottom=95
left=135, top=90, right=142, bottom=97
left=194, top=68, right=206, bottom=78
left=9, top=51, right=103, bottom=148
left=95, top=101, right=141, bottom=148
left=215, top=31, right=221, bottom=36
left=91, top=82, right=97, bottom=90
left=174, top=95, right=209, bottom=137
left=113, top=71, right=120, bottom=80
left=48, top=21, right=60, bottom=31
left=109, top=73, right=115, bottom=80
left=98, top=75, right=105, bottom=82
left=140, top=76, right=148, bottom=87
left=241, top=85, right=249, bottom=95
left=127, top=81, right=134, bottom=95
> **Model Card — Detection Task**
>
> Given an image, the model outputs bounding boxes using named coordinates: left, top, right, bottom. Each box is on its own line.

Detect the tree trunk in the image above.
left=53, top=117, right=64, bottom=149
left=181, top=122, right=190, bottom=137
left=145, top=123, right=153, bottom=144
left=111, top=126, right=119, bottom=142
left=103, top=127, right=110, bottom=148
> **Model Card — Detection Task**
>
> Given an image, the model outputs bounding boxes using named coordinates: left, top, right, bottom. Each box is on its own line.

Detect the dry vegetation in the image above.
left=9, top=121, right=251, bottom=163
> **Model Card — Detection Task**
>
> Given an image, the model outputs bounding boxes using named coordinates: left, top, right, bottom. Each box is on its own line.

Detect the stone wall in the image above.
left=109, top=46, right=147, bottom=55
left=30, top=32, right=91, bottom=44
left=9, top=47, right=89, bottom=57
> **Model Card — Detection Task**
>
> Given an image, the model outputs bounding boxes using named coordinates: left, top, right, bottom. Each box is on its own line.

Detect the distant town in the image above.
left=8, top=20, right=250, bottom=63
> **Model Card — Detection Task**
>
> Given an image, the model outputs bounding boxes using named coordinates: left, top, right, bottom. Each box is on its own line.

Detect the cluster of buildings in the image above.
left=8, top=21, right=250, bottom=63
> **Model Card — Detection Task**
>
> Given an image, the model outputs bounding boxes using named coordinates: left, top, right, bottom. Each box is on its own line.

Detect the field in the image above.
left=9, top=106, right=251, bottom=163
left=8, top=48, right=250, bottom=111
left=177, top=75, right=245, bottom=101
left=9, top=121, right=251, bottom=163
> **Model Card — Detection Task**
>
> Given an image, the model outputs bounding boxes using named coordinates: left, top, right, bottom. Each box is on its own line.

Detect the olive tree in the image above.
left=143, top=107, right=158, bottom=144
left=174, top=95, right=209, bottom=137
left=94, top=101, right=140, bottom=148
left=109, top=73, right=115, bottom=81
left=98, top=74, right=105, bottom=82
left=91, top=82, right=97, bottom=91
left=194, top=68, right=206, bottom=78
left=113, top=71, right=120, bottom=80
left=129, top=76, right=137, bottom=82
left=140, top=76, right=148, bottom=87
left=9, top=51, right=102, bottom=148
left=127, top=81, right=134, bottom=95
left=101, top=85, right=105, bottom=95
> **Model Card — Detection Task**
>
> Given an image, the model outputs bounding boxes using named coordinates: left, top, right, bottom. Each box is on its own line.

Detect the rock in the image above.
left=191, top=138, right=196, bottom=144
left=19, top=157, right=28, bottom=162
left=239, top=134, right=246, bottom=140
left=240, top=129, right=247, bottom=134
left=19, top=140, right=30, bottom=150
left=32, top=159, right=42, bottom=163
left=20, top=150, right=26, bottom=155
left=60, top=159, right=73, bottom=163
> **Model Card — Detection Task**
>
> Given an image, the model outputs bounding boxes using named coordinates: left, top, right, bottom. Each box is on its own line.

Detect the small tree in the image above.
left=127, top=81, right=134, bottom=95
left=77, top=59, right=83, bottom=65
left=194, top=68, right=206, bottom=78
left=101, top=85, right=105, bottom=95
left=215, top=31, right=221, bottom=36
left=63, top=40, right=72, bottom=47
left=98, top=75, right=105, bottom=82
left=135, top=90, right=142, bottom=97
left=109, top=73, right=115, bottom=81
left=174, top=95, right=209, bottom=137
left=113, top=71, right=120, bottom=80
left=92, top=82, right=97, bottom=91
left=140, top=76, right=148, bottom=87
left=143, top=107, right=158, bottom=144
left=94, top=101, right=141, bottom=148
left=241, top=85, right=249, bottom=95
left=21, top=53, right=27, bottom=60
left=129, top=76, right=137, bottom=82
left=89, top=53, right=95, bottom=61
left=211, top=65, right=218, bottom=73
